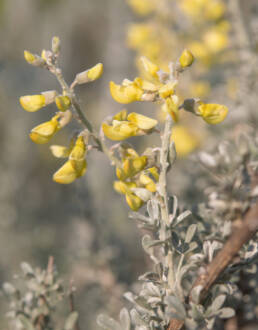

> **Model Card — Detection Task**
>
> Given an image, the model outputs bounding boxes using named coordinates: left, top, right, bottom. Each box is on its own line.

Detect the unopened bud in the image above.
left=24, top=50, right=45, bottom=67
left=55, top=95, right=71, bottom=112
left=75, top=63, right=103, bottom=85
left=179, top=49, right=194, bottom=68
left=51, top=36, right=61, bottom=54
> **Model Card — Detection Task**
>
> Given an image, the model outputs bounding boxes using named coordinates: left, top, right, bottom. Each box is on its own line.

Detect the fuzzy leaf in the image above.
left=185, top=224, right=197, bottom=243
left=119, top=308, right=131, bottom=330
left=130, top=309, right=148, bottom=326
left=219, top=307, right=235, bottom=319
left=174, top=210, right=192, bottom=227
left=165, top=295, right=186, bottom=319
left=211, top=295, right=226, bottom=312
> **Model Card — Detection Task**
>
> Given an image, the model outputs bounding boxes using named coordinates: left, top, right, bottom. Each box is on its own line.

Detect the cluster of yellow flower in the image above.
left=19, top=38, right=103, bottom=184
left=126, top=0, right=230, bottom=156
left=19, top=37, right=228, bottom=211
left=101, top=52, right=227, bottom=210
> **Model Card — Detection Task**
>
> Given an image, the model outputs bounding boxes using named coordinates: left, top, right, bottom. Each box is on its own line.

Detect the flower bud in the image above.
left=29, top=115, right=60, bottom=144
left=109, top=81, right=143, bottom=104
left=75, top=63, right=103, bottom=85
left=24, top=50, right=45, bottom=66
left=51, top=36, right=61, bottom=54
left=20, top=95, right=46, bottom=112
left=53, top=159, right=87, bottom=184
left=179, top=49, right=195, bottom=68
left=55, top=95, right=71, bottom=112
left=125, top=193, right=143, bottom=211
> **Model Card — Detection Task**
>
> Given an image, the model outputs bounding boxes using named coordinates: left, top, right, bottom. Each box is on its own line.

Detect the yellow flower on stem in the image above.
left=102, top=110, right=157, bottom=141
left=74, top=63, right=104, bottom=85
left=179, top=49, right=195, bottom=68
left=55, top=95, right=71, bottom=112
left=125, top=193, right=144, bottom=211
left=29, top=115, right=60, bottom=144
left=116, top=153, right=147, bottom=180
left=53, top=135, right=87, bottom=184
left=197, top=103, right=228, bottom=124
left=139, top=167, right=159, bottom=192
left=110, top=80, right=143, bottom=104
left=20, top=95, right=46, bottom=112
left=162, top=95, right=180, bottom=122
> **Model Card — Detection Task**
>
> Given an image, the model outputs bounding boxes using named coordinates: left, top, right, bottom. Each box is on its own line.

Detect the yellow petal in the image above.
left=158, top=82, right=176, bottom=99
left=110, top=81, right=143, bottom=104
left=122, top=156, right=147, bottom=179
left=50, top=145, right=70, bottom=158
left=148, top=167, right=159, bottom=181
left=179, top=49, right=195, bottom=68
left=113, top=109, right=128, bottom=121
left=127, top=112, right=157, bottom=130
left=140, top=56, right=159, bottom=78
left=55, top=95, right=71, bottom=112
left=24, top=50, right=36, bottom=64
left=198, top=103, right=228, bottom=124
left=125, top=193, right=143, bottom=211
left=20, top=95, right=46, bottom=112
left=102, top=122, right=139, bottom=141
left=162, top=96, right=179, bottom=122
left=53, top=160, right=77, bottom=184
left=113, top=181, right=136, bottom=195
left=134, top=77, right=159, bottom=92
left=29, top=116, right=60, bottom=144
left=87, top=63, right=103, bottom=81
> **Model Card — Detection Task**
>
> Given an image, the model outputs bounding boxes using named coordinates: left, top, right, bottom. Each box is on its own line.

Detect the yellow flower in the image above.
left=140, top=56, right=159, bottom=79
left=179, top=49, right=195, bottom=68
left=171, top=125, right=200, bottom=157
left=55, top=95, right=71, bottom=112
left=158, top=82, right=176, bottom=99
left=102, top=121, right=139, bottom=141
left=102, top=111, right=157, bottom=141
left=53, top=135, right=87, bottom=184
left=50, top=145, right=70, bottom=158
left=198, top=103, right=228, bottom=124
left=53, top=159, right=87, bottom=184
left=127, top=112, right=157, bottom=130
left=109, top=80, right=143, bottom=104
left=139, top=167, right=159, bottom=192
left=113, top=181, right=136, bottom=195
left=75, top=63, right=104, bottom=84
left=30, top=115, right=60, bottom=144
left=116, top=155, right=147, bottom=180
left=20, top=95, right=46, bottom=112
left=162, top=95, right=179, bottom=122
left=128, top=0, right=156, bottom=16
left=125, top=193, right=143, bottom=211
left=24, top=50, right=37, bottom=64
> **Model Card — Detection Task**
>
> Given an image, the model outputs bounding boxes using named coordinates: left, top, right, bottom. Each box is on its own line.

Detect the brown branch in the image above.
left=167, top=200, right=258, bottom=330
left=68, top=280, right=80, bottom=330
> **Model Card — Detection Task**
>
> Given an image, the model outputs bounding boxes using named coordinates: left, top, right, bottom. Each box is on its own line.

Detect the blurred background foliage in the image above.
left=0, top=0, right=257, bottom=329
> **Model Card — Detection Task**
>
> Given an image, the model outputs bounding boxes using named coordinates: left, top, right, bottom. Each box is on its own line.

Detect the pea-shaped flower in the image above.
left=198, top=103, right=228, bottom=124
left=30, top=115, right=60, bottom=144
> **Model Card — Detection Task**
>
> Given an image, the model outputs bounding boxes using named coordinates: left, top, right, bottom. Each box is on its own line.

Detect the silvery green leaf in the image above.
left=119, top=308, right=131, bottom=330
left=165, top=295, right=186, bottom=319
left=97, top=314, right=120, bottom=330
left=64, top=311, right=79, bottom=330
left=169, top=140, right=177, bottom=165
left=173, top=210, right=192, bottom=227
left=134, top=296, right=151, bottom=311
left=168, top=196, right=178, bottom=225
left=138, top=272, right=159, bottom=282
left=18, top=315, right=34, bottom=330
left=210, top=295, right=226, bottom=312
left=145, top=282, right=160, bottom=296
left=130, top=309, right=148, bottom=326
left=124, top=292, right=135, bottom=304
left=185, top=224, right=197, bottom=243
left=147, top=199, right=159, bottom=221
left=147, top=296, right=161, bottom=304
left=190, top=303, right=205, bottom=321
left=199, top=152, right=217, bottom=167
left=20, top=262, right=34, bottom=276
left=132, top=188, right=152, bottom=202
left=206, top=318, right=215, bottom=329
left=191, top=285, right=203, bottom=304
left=218, top=307, right=235, bottom=319
left=186, top=242, right=198, bottom=253
left=129, top=212, right=150, bottom=224
left=2, top=282, right=16, bottom=295
left=178, top=263, right=197, bottom=284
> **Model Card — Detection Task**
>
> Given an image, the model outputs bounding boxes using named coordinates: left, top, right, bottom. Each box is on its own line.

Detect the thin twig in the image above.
left=68, top=280, right=80, bottom=330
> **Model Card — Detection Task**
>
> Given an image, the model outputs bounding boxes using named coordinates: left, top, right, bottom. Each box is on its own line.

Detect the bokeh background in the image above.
left=0, top=0, right=257, bottom=328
